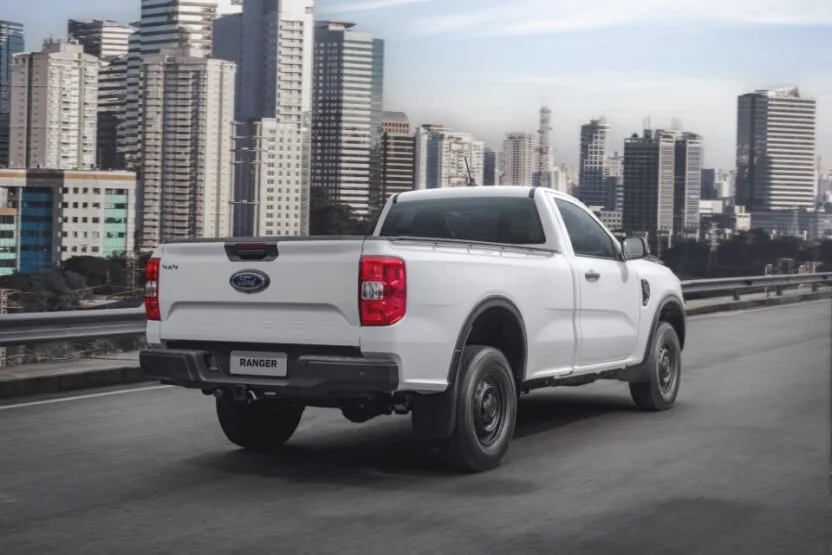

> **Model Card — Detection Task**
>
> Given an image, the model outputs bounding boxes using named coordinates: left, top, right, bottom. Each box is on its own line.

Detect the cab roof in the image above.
left=395, top=185, right=575, bottom=203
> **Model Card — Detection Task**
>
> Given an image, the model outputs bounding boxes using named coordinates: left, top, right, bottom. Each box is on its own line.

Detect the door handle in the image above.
left=585, top=270, right=600, bottom=282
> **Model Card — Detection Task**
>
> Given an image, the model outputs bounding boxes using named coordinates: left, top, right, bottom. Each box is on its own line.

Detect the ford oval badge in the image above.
left=229, top=269, right=270, bottom=294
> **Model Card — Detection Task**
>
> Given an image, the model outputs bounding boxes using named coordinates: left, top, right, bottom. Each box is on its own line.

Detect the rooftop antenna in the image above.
left=671, top=117, right=683, bottom=132
left=464, top=157, right=476, bottom=186
left=537, top=105, right=552, bottom=188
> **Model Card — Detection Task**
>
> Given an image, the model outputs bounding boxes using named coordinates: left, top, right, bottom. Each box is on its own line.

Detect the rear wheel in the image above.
left=216, top=397, right=304, bottom=452
left=447, top=345, right=518, bottom=472
left=629, top=321, right=682, bottom=411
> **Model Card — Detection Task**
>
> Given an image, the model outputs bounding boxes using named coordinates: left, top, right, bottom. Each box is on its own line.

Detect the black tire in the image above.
left=447, top=345, right=518, bottom=472
left=216, top=397, right=304, bottom=452
left=629, top=321, right=682, bottom=411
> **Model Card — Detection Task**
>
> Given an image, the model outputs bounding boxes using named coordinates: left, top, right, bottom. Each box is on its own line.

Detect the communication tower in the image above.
left=536, top=106, right=552, bottom=187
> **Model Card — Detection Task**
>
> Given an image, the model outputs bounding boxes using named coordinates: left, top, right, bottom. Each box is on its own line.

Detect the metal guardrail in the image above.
left=0, top=273, right=828, bottom=347
left=0, top=308, right=146, bottom=346
left=681, top=272, right=831, bottom=298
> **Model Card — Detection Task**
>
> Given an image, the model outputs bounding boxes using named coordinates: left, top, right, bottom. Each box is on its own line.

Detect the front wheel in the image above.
left=216, top=397, right=305, bottom=452
left=629, top=321, right=682, bottom=411
left=447, top=345, right=518, bottom=472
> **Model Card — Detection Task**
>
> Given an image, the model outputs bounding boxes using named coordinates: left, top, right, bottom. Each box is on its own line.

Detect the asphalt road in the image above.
left=1, top=302, right=829, bottom=554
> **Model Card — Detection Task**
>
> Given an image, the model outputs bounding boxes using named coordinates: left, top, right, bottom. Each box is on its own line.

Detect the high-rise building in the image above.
left=66, top=19, right=136, bottom=170
left=67, top=19, right=134, bottom=58
left=138, top=54, right=236, bottom=250
left=97, top=55, right=129, bottom=169
left=312, top=21, right=384, bottom=216
left=414, top=124, right=446, bottom=189
left=502, top=132, right=534, bottom=186
left=701, top=168, right=717, bottom=200
left=370, top=111, right=414, bottom=211
left=483, top=148, right=497, bottom=185
left=10, top=40, right=98, bottom=170
left=605, top=151, right=624, bottom=212
left=217, top=0, right=315, bottom=235
left=579, top=117, right=610, bottom=207
left=0, top=168, right=137, bottom=273
left=414, top=125, right=484, bottom=188
left=736, top=87, right=816, bottom=211
left=622, top=129, right=676, bottom=249
left=123, top=0, right=219, bottom=169
left=211, top=13, right=242, bottom=115
left=673, top=132, right=703, bottom=238
left=235, top=0, right=314, bottom=121
left=0, top=21, right=24, bottom=167
left=232, top=118, right=308, bottom=237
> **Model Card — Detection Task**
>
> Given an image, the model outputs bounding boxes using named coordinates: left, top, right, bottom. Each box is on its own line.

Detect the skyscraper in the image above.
left=138, top=54, right=236, bottom=249
left=67, top=18, right=137, bottom=171
left=10, top=40, right=99, bottom=170
left=67, top=19, right=134, bottom=58
left=312, top=21, right=384, bottom=216
left=216, top=0, right=315, bottom=236
left=370, top=111, right=415, bottom=211
left=502, top=132, right=534, bottom=186
left=701, top=168, right=717, bottom=200
left=0, top=21, right=24, bottom=167
left=123, top=0, right=219, bottom=168
left=605, top=151, right=624, bottom=212
left=622, top=129, right=677, bottom=249
left=211, top=13, right=242, bottom=115
left=579, top=117, right=610, bottom=207
left=736, top=87, right=816, bottom=211
left=414, top=125, right=484, bottom=189
left=673, top=132, right=703, bottom=238
left=235, top=0, right=314, bottom=121
left=483, top=148, right=497, bottom=185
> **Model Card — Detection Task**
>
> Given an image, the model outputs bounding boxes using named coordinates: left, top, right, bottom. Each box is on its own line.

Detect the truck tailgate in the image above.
left=156, top=239, right=365, bottom=346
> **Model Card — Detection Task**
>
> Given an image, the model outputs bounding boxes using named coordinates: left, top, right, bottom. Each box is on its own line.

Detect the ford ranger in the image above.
left=139, top=186, right=686, bottom=472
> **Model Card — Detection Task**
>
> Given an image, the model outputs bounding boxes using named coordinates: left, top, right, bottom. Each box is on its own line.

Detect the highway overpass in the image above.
left=0, top=300, right=828, bottom=554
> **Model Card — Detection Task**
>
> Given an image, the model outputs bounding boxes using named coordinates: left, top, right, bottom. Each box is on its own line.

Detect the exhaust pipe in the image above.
left=231, top=385, right=257, bottom=402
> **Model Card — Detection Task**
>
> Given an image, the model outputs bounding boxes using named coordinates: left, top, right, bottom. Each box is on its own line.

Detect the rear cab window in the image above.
left=378, top=196, right=547, bottom=245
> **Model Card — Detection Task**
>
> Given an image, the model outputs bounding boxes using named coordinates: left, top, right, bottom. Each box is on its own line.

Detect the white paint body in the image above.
left=146, top=186, right=683, bottom=393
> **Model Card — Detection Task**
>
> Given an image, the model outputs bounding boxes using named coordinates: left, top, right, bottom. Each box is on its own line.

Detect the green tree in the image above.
left=0, top=270, right=91, bottom=312
left=61, top=255, right=127, bottom=293
left=309, top=187, right=377, bottom=236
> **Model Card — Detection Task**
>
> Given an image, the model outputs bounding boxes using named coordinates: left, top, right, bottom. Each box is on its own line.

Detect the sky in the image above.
left=6, top=0, right=832, bottom=169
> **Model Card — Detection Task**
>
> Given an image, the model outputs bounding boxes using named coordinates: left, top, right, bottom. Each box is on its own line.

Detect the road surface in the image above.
left=1, top=301, right=829, bottom=554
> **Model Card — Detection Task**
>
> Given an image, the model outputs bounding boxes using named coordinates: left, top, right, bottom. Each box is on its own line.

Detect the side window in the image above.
left=554, top=199, right=617, bottom=259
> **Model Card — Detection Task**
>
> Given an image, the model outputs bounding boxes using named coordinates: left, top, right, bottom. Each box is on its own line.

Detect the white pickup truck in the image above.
left=140, top=186, right=686, bottom=472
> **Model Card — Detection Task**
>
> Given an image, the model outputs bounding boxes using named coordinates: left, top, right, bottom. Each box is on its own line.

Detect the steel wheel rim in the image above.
left=474, top=376, right=504, bottom=447
left=657, top=342, right=678, bottom=395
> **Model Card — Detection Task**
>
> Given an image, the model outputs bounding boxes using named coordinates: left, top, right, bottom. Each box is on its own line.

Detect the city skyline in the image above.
left=3, top=0, right=831, bottom=170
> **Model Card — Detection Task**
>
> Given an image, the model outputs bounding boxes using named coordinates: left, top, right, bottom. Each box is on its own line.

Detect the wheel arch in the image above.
left=619, top=292, right=686, bottom=384
left=411, top=295, right=528, bottom=440
left=446, top=296, right=529, bottom=386
left=649, top=294, right=686, bottom=356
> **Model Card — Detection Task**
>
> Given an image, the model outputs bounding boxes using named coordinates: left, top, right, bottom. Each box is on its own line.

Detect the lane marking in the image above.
left=688, top=299, right=830, bottom=321
left=0, top=385, right=173, bottom=411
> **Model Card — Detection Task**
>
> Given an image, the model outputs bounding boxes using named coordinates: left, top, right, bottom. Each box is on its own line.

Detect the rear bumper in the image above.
left=139, top=348, right=399, bottom=398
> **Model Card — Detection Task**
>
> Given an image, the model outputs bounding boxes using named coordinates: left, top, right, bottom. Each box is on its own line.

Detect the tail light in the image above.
left=359, top=256, right=406, bottom=326
left=145, top=257, right=161, bottom=321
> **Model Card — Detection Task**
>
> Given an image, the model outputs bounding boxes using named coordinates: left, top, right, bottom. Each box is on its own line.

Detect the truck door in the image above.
left=550, top=197, right=641, bottom=367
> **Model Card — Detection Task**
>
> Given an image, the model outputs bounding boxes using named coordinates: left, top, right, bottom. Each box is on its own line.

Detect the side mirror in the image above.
left=622, top=236, right=649, bottom=260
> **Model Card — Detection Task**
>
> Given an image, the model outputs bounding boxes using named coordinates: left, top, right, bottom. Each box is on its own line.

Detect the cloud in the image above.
left=320, top=0, right=433, bottom=14
left=406, top=0, right=832, bottom=38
